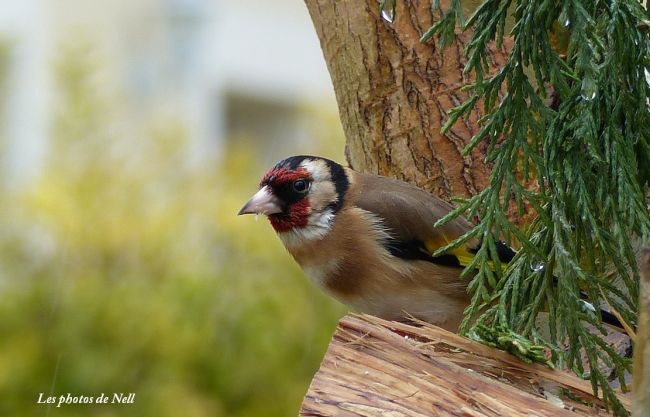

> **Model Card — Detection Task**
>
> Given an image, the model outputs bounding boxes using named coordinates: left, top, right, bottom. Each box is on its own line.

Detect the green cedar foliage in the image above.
left=416, top=0, right=649, bottom=415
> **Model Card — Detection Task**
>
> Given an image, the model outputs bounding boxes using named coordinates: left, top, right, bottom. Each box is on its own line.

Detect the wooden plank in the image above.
left=301, top=314, right=631, bottom=416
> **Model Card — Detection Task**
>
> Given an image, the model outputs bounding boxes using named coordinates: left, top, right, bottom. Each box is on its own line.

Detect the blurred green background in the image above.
left=0, top=2, right=346, bottom=416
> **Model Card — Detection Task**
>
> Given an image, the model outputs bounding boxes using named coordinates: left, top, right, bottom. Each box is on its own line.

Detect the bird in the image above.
left=238, top=155, right=627, bottom=332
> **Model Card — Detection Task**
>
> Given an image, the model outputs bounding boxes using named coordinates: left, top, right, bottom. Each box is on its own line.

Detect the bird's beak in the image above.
left=238, top=186, right=283, bottom=216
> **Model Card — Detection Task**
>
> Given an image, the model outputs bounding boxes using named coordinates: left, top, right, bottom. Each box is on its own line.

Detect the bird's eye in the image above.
left=293, top=179, right=309, bottom=193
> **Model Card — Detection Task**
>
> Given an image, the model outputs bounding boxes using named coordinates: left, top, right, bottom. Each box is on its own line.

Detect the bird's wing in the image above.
left=353, top=173, right=513, bottom=268
left=352, top=173, right=631, bottom=331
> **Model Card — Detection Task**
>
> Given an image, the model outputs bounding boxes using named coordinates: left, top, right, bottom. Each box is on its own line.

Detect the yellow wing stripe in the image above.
left=424, top=237, right=508, bottom=271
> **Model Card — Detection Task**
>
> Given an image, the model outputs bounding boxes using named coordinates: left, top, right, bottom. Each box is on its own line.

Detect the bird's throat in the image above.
left=268, top=199, right=310, bottom=233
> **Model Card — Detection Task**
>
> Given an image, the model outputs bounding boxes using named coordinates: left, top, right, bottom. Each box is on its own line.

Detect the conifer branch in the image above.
left=418, top=0, right=650, bottom=415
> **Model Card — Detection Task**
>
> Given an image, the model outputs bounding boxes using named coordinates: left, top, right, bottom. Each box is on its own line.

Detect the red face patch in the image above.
left=260, top=167, right=309, bottom=188
left=268, top=199, right=310, bottom=232
left=260, top=167, right=312, bottom=233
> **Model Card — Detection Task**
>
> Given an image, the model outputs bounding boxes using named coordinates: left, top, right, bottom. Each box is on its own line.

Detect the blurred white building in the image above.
left=0, top=0, right=338, bottom=184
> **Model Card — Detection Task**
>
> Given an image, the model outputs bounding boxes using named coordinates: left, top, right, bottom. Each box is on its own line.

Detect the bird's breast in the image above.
left=300, top=257, right=342, bottom=289
left=280, top=206, right=396, bottom=296
left=278, top=206, right=469, bottom=331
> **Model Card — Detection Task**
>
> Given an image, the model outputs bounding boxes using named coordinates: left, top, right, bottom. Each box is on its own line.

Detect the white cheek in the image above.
left=278, top=209, right=334, bottom=248
left=308, top=209, right=334, bottom=230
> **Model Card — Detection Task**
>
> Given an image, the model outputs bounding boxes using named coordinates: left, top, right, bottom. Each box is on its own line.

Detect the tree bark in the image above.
left=633, top=247, right=650, bottom=416
left=301, top=314, right=632, bottom=416
left=304, top=0, right=510, bottom=200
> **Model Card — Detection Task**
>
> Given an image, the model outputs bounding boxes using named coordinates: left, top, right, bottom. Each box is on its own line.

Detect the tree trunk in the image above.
left=304, top=0, right=510, bottom=201
left=634, top=247, right=650, bottom=416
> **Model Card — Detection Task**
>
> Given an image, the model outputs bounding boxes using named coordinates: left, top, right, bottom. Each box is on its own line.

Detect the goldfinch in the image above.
left=238, top=155, right=625, bottom=332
